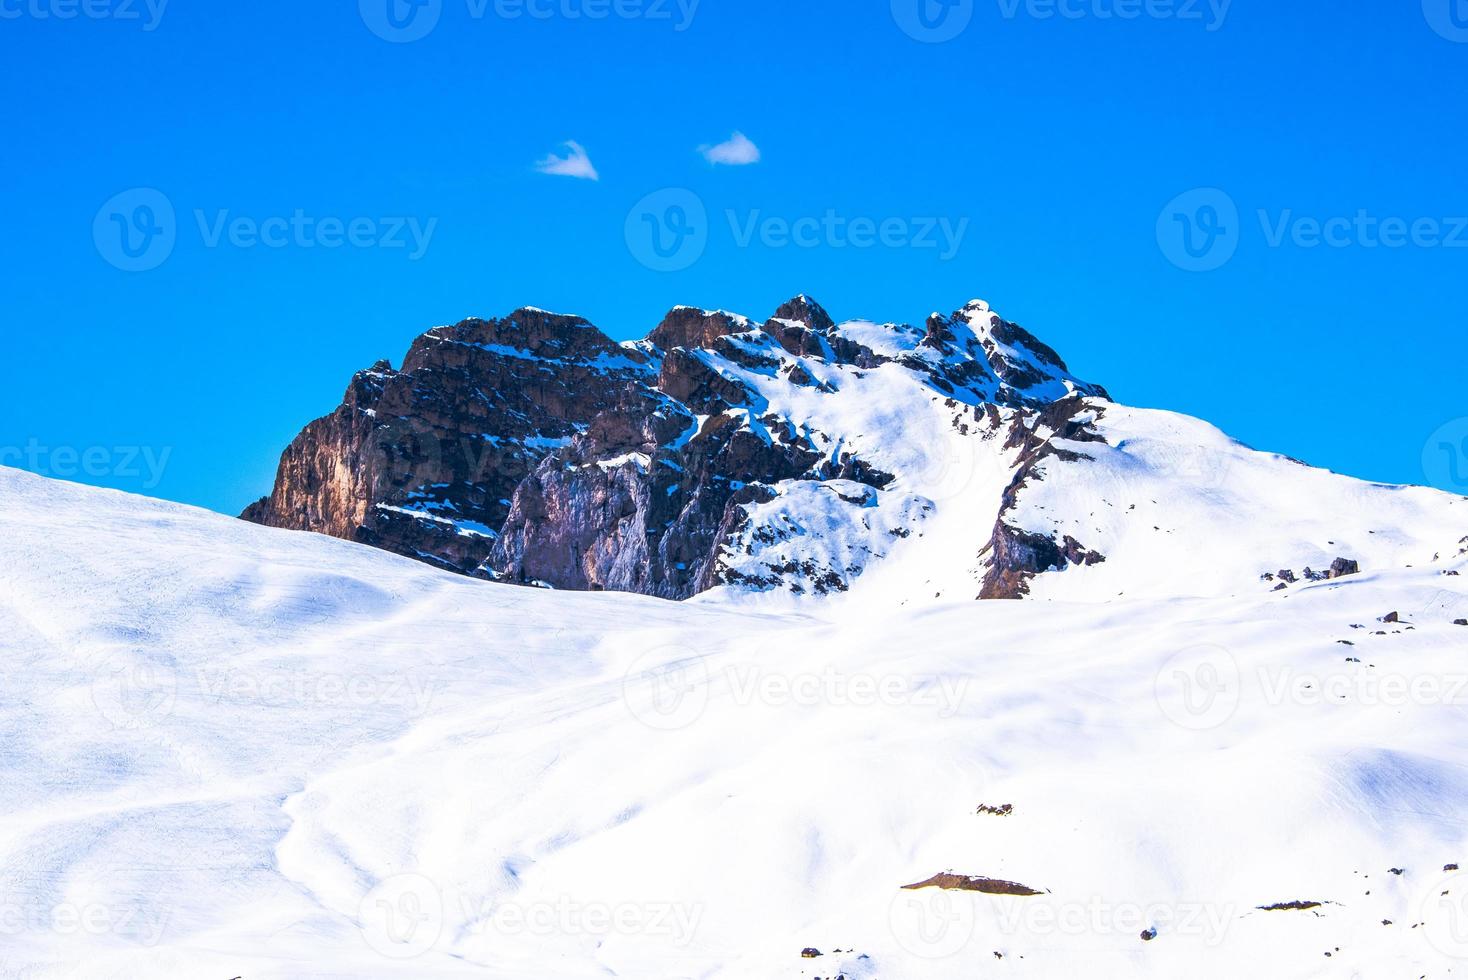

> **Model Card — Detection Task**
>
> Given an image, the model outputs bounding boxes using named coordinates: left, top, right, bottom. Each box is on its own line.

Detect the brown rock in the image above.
left=978, top=399, right=1109, bottom=599
left=245, top=296, right=1110, bottom=601
left=647, top=307, right=753, bottom=352
left=902, top=873, right=1046, bottom=896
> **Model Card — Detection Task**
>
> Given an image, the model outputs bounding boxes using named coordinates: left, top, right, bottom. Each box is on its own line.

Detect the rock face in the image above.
left=978, top=397, right=1109, bottom=600
left=243, top=310, right=652, bottom=575
left=245, top=295, right=1111, bottom=600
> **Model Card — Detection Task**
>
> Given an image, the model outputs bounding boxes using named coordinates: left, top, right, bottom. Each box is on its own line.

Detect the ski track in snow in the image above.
left=2, top=465, right=1468, bottom=978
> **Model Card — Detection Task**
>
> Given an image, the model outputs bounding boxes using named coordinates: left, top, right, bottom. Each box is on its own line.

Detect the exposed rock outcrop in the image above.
left=243, top=309, right=652, bottom=575
left=901, top=873, right=1047, bottom=896
left=245, top=296, right=1108, bottom=600
left=978, top=397, right=1109, bottom=599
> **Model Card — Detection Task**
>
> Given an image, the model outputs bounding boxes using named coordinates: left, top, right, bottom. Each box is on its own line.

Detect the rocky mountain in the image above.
left=245, top=296, right=1466, bottom=604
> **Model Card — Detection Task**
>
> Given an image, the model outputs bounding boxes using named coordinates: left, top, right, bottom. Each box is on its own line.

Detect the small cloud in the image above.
left=699, top=132, right=761, bottom=166
left=536, top=141, right=600, bottom=181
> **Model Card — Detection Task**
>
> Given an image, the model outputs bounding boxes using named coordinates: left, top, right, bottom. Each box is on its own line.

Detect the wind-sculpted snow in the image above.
left=6, top=467, right=1468, bottom=977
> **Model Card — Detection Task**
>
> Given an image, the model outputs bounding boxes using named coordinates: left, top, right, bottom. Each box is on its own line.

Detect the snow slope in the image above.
left=830, top=397, right=1468, bottom=608
left=3, top=465, right=1468, bottom=978
left=613, top=300, right=1467, bottom=607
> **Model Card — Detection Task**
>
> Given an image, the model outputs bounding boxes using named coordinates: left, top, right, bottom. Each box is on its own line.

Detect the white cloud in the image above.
left=699, top=132, right=761, bottom=166
left=535, top=141, right=600, bottom=181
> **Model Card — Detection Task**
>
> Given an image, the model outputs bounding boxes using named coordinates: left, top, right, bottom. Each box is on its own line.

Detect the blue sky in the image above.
left=3, top=0, right=1467, bottom=513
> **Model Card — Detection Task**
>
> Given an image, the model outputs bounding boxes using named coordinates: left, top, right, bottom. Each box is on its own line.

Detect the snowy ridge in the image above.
left=991, top=402, right=1468, bottom=603
left=242, top=295, right=1123, bottom=599
left=243, top=295, right=1466, bottom=610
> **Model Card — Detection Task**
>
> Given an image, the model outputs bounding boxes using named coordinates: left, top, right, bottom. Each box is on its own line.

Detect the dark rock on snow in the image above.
left=901, top=873, right=1047, bottom=896
left=244, top=296, right=1108, bottom=600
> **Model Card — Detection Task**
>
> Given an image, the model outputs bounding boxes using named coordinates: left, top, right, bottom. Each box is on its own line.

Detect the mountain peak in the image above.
left=647, top=307, right=758, bottom=351
left=405, top=309, right=630, bottom=372
left=248, top=294, right=1120, bottom=600
left=770, top=294, right=835, bottom=333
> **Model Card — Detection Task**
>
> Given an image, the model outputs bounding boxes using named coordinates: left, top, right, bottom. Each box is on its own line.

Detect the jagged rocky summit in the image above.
left=244, top=295, right=1465, bottom=603
left=243, top=295, right=1114, bottom=599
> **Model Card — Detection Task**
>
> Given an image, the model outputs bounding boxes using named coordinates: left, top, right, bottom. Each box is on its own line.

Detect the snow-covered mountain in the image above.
left=6, top=295, right=1468, bottom=978
left=243, top=296, right=1466, bottom=608
left=4, top=462, right=1468, bottom=978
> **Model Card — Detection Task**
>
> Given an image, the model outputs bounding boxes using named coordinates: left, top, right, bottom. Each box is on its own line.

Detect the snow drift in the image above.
left=4, top=463, right=1468, bottom=978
